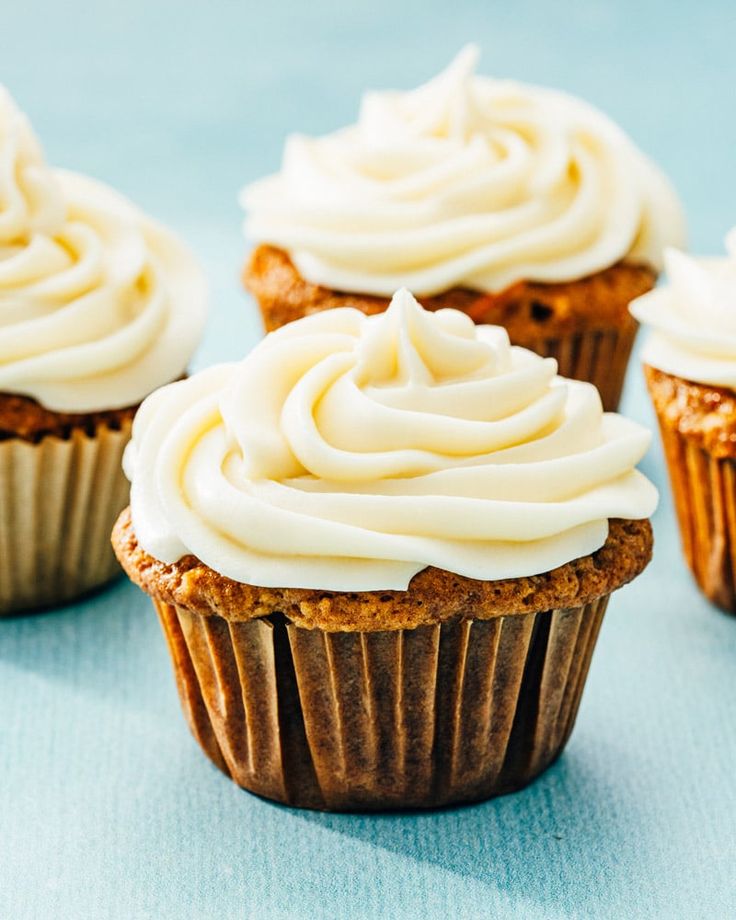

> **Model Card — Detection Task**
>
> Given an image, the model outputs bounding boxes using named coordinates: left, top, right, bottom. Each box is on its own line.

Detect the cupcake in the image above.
left=240, top=45, right=684, bottom=411
left=631, top=230, right=736, bottom=613
left=0, top=88, right=207, bottom=614
left=113, top=289, right=656, bottom=811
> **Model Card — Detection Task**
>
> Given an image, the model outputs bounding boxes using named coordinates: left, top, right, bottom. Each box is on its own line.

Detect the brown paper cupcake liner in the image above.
left=0, top=422, right=132, bottom=615
left=152, top=595, right=609, bottom=811
left=517, top=324, right=637, bottom=412
left=655, top=413, right=736, bottom=613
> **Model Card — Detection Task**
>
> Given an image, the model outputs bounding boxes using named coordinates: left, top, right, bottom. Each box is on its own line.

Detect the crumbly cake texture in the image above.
left=645, top=365, right=736, bottom=460
left=243, top=245, right=656, bottom=338
left=0, top=392, right=139, bottom=442
left=113, top=508, right=652, bottom=632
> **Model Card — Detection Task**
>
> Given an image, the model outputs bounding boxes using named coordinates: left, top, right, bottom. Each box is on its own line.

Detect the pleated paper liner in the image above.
left=654, top=408, right=736, bottom=613
left=0, top=421, right=132, bottom=615
left=513, top=323, right=638, bottom=412
left=153, top=596, right=609, bottom=811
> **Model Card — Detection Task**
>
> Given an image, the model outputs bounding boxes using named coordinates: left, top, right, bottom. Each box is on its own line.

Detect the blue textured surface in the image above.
left=3, top=3, right=736, bottom=918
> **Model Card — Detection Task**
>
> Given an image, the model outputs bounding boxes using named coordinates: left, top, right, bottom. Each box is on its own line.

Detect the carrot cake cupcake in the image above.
left=114, top=289, right=657, bottom=810
left=631, top=230, right=736, bottom=612
left=241, top=45, right=684, bottom=411
left=0, top=87, right=207, bottom=614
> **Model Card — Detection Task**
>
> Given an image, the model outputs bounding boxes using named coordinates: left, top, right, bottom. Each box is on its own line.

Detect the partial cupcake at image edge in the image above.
left=0, top=88, right=207, bottom=615
left=113, top=289, right=657, bottom=811
left=240, top=45, right=685, bottom=411
left=631, top=230, right=736, bottom=613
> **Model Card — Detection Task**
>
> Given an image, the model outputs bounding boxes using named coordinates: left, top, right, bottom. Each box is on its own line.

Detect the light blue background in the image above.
left=2, top=2, right=736, bottom=918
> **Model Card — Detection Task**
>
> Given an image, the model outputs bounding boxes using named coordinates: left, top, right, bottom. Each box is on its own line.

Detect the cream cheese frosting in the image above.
left=241, top=45, right=685, bottom=298
left=631, top=230, right=736, bottom=389
left=125, top=288, right=657, bottom=591
left=0, top=87, right=207, bottom=413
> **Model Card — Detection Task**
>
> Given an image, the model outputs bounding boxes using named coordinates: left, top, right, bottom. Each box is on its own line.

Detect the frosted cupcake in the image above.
left=241, top=45, right=684, bottom=411
left=0, top=88, right=207, bottom=614
left=114, top=289, right=656, bottom=810
left=632, top=231, right=736, bottom=612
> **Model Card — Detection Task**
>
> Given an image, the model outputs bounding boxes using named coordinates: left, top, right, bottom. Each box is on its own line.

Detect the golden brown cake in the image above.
left=114, top=507, right=651, bottom=631
left=0, top=392, right=139, bottom=442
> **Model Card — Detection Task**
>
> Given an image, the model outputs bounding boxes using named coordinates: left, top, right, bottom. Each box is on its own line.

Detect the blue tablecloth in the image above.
left=3, top=2, right=736, bottom=917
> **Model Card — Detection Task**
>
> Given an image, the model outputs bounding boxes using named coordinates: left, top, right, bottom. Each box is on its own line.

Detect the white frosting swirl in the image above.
left=631, top=230, right=736, bottom=388
left=125, top=289, right=657, bottom=591
left=241, top=45, right=684, bottom=297
left=0, top=87, right=207, bottom=412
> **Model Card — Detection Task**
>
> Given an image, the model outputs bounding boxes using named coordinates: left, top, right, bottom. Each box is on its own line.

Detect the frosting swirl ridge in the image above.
left=126, top=289, right=657, bottom=591
left=0, top=87, right=206, bottom=412
left=241, top=45, right=684, bottom=297
left=631, top=230, right=736, bottom=388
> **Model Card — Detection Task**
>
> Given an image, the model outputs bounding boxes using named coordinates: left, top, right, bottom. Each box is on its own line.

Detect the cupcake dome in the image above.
left=125, top=288, right=657, bottom=592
